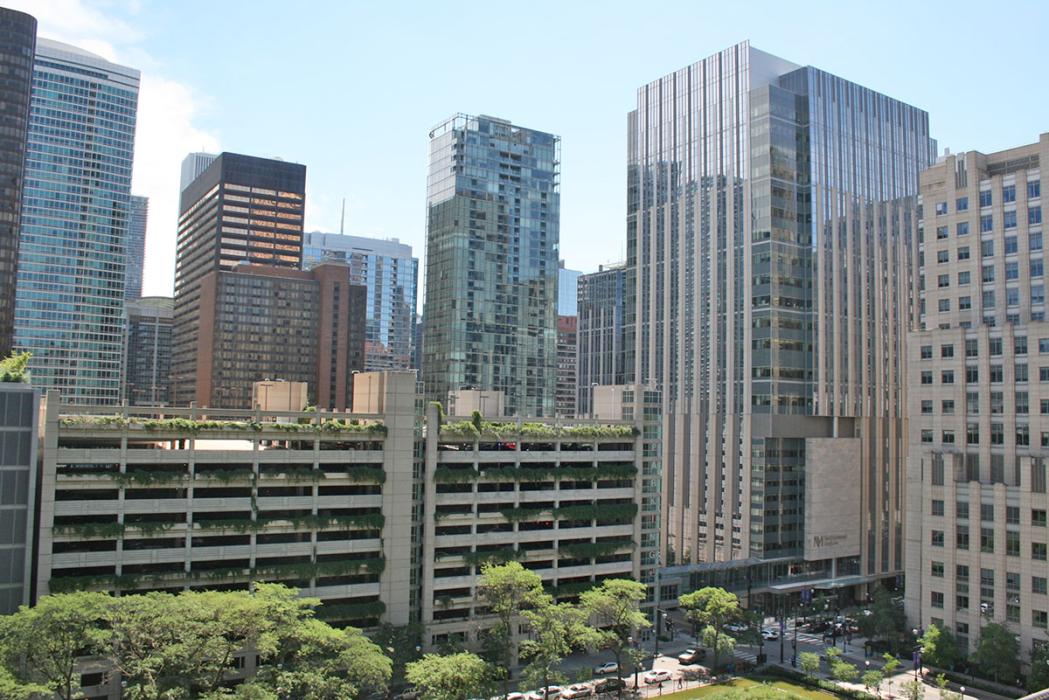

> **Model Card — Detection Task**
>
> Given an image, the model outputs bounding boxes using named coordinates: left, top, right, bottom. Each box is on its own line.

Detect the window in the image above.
left=1007, top=531, right=1020, bottom=557
left=957, top=501, right=970, bottom=520
left=1035, top=610, right=1049, bottom=630
left=1034, top=285, right=1045, bottom=305
left=942, top=431, right=955, bottom=444
left=932, top=499, right=945, bottom=516
left=983, top=290, right=996, bottom=309
left=1017, top=391, right=1029, bottom=414
left=937, top=226, right=949, bottom=240
left=1008, top=605, right=1021, bottom=623
left=981, top=215, right=994, bottom=233
left=966, top=338, right=979, bottom=357
left=932, top=530, right=944, bottom=547
left=921, top=430, right=933, bottom=443
left=957, top=196, right=969, bottom=211
left=957, top=221, right=970, bottom=236
left=990, top=365, right=1003, bottom=383
left=1034, top=509, right=1047, bottom=527
left=921, top=370, right=933, bottom=385
left=989, top=337, right=1003, bottom=355
left=931, top=591, right=944, bottom=609
left=982, top=239, right=995, bottom=257
left=921, top=399, right=933, bottom=414
left=1006, top=236, right=1019, bottom=254
left=1034, top=542, right=1048, bottom=561
left=966, top=391, right=979, bottom=414
left=956, top=525, right=969, bottom=549
left=982, top=264, right=995, bottom=283
left=937, top=252, right=949, bottom=266
left=1033, top=259, right=1045, bottom=278
left=936, top=201, right=948, bottom=216
left=1041, top=399, right=1049, bottom=415
left=1007, top=506, right=1020, bottom=525
left=959, top=296, right=972, bottom=310
left=1031, top=206, right=1043, bottom=225
left=966, top=366, right=979, bottom=383
left=1003, top=184, right=1016, bottom=203
left=941, top=344, right=954, bottom=358
left=1032, top=232, right=1045, bottom=251
left=1041, top=367, right=1049, bottom=382
left=1043, top=432, right=1049, bottom=447
left=1017, top=364, right=1029, bottom=382
left=981, top=503, right=995, bottom=521
left=980, top=189, right=992, bottom=208
left=958, top=247, right=970, bottom=262
left=1034, top=577, right=1048, bottom=595
left=938, top=298, right=950, bottom=312
left=942, top=399, right=955, bottom=414
left=1004, top=211, right=1018, bottom=229
left=921, top=345, right=933, bottom=359
left=1030, top=180, right=1042, bottom=200
left=1016, top=336, right=1028, bottom=354
left=931, top=561, right=944, bottom=577
left=967, top=423, right=980, bottom=444
left=991, top=391, right=1004, bottom=414
left=1018, top=424, right=1030, bottom=446
left=942, top=370, right=955, bottom=384
left=1006, top=261, right=1019, bottom=279
left=991, top=423, right=1004, bottom=445
left=1007, top=287, right=1020, bottom=307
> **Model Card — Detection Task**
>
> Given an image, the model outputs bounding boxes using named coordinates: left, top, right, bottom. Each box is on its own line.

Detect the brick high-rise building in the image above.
left=171, top=153, right=306, bottom=406
left=194, top=262, right=365, bottom=410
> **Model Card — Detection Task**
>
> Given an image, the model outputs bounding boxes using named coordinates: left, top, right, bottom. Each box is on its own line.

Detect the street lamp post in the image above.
left=912, top=628, right=922, bottom=680
left=628, top=636, right=640, bottom=691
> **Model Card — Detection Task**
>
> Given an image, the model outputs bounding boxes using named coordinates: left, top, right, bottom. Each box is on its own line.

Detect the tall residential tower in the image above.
left=14, top=39, right=139, bottom=404
left=124, top=195, right=148, bottom=300
left=633, top=42, right=934, bottom=601
left=422, top=114, right=560, bottom=417
left=0, top=8, right=36, bottom=357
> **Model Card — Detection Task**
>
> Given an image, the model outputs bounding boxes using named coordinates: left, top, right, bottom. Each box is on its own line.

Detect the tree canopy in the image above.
left=970, top=623, right=1020, bottom=684
left=406, top=652, right=494, bottom=700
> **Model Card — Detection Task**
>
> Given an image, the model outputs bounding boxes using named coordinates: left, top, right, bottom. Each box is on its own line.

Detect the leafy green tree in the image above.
left=799, top=652, right=821, bottom=679
left=901, top=679, right=925, bottom=700
left=370, top=623, right=424, bottom=688
left=578, top=579, right=650, bottom=697
left=406, top=652, right=493, bottom=700
left=971, top=623, right=1020, bottom=684
left=831, top=659, right=859, bottom=683
left=1028, top=643, right=1049, bottom=692
left=520, top=599, right=582, bottom=694
left=862, top=669, right=884, bottom=696
left=0, top=351, right=31, bottom=383
left=882, top=652, right=901, bottom=675
left=0, top=591, right=111, bottom=700
left=859, top=588, right=905, bottom=643
left=679, top=587, right=741, bottom=672
left=477, top=562, right=544, bottom=695
left=935, top=673, right=962, bottom=700
left=920, top=624, right=961, bottom=670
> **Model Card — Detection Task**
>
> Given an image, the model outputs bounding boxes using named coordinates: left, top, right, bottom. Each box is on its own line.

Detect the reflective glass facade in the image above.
left=577, top=263, right=628, bottom=416
left=423, top=114, right=560, bottom=417
left=0, top=9, right=35, bottom=357
left=124, top=195, right=147, bottom=301
left=14, top=39, right=139, bottom=405
left=122, top=296, right=172, bottom=405
left=632, top=42, right=934, bottom=581
left=303, top=232, right=418, bottom=371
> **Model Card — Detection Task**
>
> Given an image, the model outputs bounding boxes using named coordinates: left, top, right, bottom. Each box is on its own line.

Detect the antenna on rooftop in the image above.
left=340, top=198, right=346, bottom=235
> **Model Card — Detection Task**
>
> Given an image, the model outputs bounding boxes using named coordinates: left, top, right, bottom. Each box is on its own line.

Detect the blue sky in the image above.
left=13, top=0, right=1049, bottom=296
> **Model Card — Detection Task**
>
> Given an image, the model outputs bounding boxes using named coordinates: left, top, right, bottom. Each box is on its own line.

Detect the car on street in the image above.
left=677, top=648, right=706, bottom=664
left=593, top=678, right=625, bottom=695
left=724, top=622, right=748, bottom=634
left=526, top=687, right=562, bottom=700
left=643, top=670, right=672, bottom=685
left=561, top=684, right=592, bottom=699
left=761, top=628, right=779, bottom=641
left=593, top=662, right=619, bottom=676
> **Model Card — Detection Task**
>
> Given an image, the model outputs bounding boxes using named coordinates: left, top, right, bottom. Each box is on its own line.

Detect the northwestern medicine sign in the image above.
left=803, top=438, right=862, bottom=561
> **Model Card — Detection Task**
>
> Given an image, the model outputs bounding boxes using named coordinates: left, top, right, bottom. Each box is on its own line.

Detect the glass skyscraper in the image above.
left=14, top=39, right=139, bottom=405
left=303, top=232, right=418, bottom=371
left=0, top=8, right=36, bottom=357
left=422, top=114, right=560, bottom=417
left=124, top=195, right=148, bottom=300
left=632, top=42, right=934, bottom=597
left=577, top=263, right=628, bottom=416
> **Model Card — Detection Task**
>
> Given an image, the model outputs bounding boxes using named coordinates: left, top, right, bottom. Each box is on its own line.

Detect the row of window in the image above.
left=931, top=208, right=1043, bottom=239
left=931, top=527, right=1048, bottom=558
left=930, top=501, right=1046, bottom=525
left=932, top=181, right=1042, bottom=216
